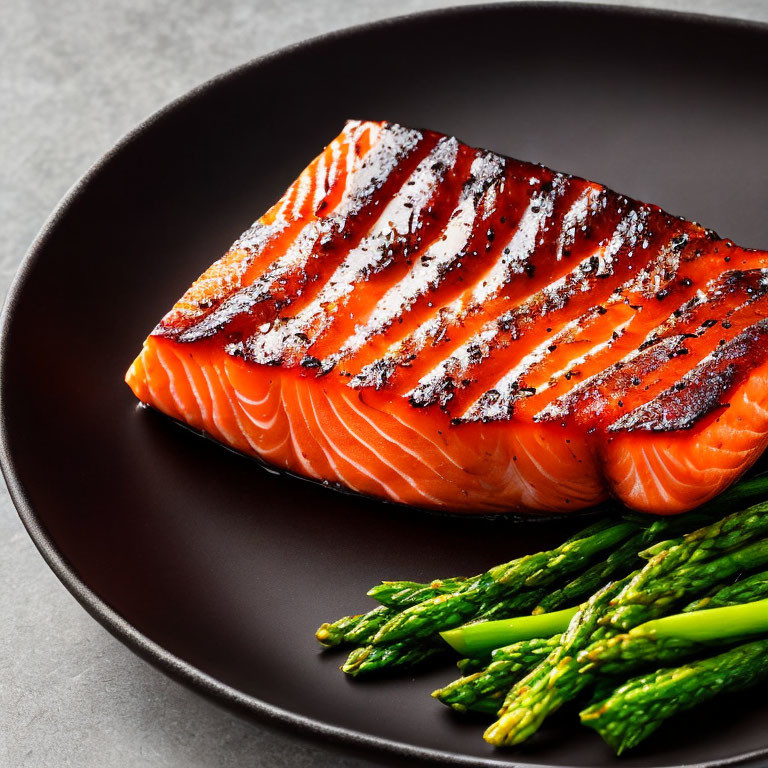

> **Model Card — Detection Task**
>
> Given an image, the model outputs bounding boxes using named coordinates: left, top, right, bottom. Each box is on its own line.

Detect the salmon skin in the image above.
left=126, top=120, right=768, bottom=516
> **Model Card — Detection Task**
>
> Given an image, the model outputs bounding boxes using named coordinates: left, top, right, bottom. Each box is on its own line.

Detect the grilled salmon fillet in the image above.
left=126, top=120, right=768, bottom=515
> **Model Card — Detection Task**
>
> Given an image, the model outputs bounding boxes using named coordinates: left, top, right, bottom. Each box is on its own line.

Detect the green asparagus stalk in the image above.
left=341, top=638, right=447, bottom=677
left=367, top=520, right=621, bottom=608
left=319, top=519, right=627, bottom=652
left=637, top=500, right=768, bottom=565
left=580, top=638, right=768, bottom=754
left=432, top=635, right=563, bottom=712
left=684, top=570, right=768, bottom=612
left=534, top=515, right=709, bottom=614
left=316, top=605, right=397, bottom=648
left=370, top=521, right=638, bottom=646
left=485, top=510, right=768, bottom=746
left=605, top=538, right=768, bottom=631
left=368, top=577, right=469, bottom=607
left=633, top=597, right=768, bottom=641
left=341, top=589, right=550, bottom=676
left=484, top=578, right=628, bottom=746
left=578, top=598, right=768, bottom=675
left=440, top=607, right=577, bottom=657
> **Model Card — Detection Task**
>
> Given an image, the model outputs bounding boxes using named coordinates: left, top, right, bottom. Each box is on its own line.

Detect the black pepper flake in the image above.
left=487, top=228, right=495, bottom=242
left=300, top=355, right=322, bottom=369
left=722, top=320, right=732, bottom=329
left=655, top=289, right=670, bottom=301
left=524, top=263, right=536, bottom=278
left=631, top=377, right=641, bottom=386
left=681, top=277, right=693, bottom=287
left=596, top=306, right=608, bottom=315
left=701, top=319, right=717, bottom=328
left=548, top=344, right=557, bottom=353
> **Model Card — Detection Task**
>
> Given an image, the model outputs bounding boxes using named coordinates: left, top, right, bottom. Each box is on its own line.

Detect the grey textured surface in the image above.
left=2, top=1, right=768, bottom=766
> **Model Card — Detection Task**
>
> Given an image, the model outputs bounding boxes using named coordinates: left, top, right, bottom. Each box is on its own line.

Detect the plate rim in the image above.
left=3, top=3, right=768, bottom=766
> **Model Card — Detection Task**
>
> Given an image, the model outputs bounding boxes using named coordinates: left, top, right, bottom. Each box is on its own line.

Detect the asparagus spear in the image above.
left=710, top=470, right=768, bottom=505
left=370, top=521, right=638, bottom=646
left=440, top=606, right=577, bottom=657
left=581, top=638, right=768, bottom=754
left=578, top=598, right=768, bottom=675
left=316, top=605, right=397, bottom=648
left=534, top=515, right=709, bottom=614
left=341, top=588, right=553, bottom=676
left=433, top=634, right=563, bottom=712
left=484, top=578, right=627, bottom=745
left=684, top=570, right=768, bottom=612
left=636, top=500, right=768, bottom=566
left=368, top=520, right=621, bottom=607
left=486, top=515, right=768, bottom=745
left=606, top=538, right=768, bottom=631
left=319, top=519, right=624, bottom=650
left=320, top=583, right=544, bottom=653
left=368, top=577, right=469, bottom=607
left=341, top=638, right=448, bottom=677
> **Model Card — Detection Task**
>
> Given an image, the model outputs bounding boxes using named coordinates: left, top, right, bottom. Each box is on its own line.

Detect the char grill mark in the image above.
left=349, top=170, right=594, bottom=391
left=155, top=120, right=372, bottom=338
left=152, top=119, right=768, bottom=437
left=163, top=122, right=434, bottom=344
left=459, top=230, right=708, bottom=423
left=316, top=149, right=509, bottom=373
left=234, top=136, right=465, bottom=367
left=609, top=318, right=768, bottom=432
left=535, top=268, right=768, bottom=428
left=407, top=204, right=685, bottom=413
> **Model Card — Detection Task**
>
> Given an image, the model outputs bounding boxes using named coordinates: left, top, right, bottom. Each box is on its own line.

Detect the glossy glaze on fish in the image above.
left=126, top=120, right=768, bottom=515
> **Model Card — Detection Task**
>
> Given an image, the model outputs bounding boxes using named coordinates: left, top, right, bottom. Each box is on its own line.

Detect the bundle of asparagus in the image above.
left=315, top=473, right=768, bottom=754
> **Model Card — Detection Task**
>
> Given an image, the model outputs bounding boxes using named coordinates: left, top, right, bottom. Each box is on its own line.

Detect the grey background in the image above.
left=2, top=1, right=768, bottom=766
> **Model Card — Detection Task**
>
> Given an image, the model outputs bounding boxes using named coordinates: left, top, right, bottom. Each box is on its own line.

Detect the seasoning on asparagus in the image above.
left=485, top=507, right=768, bottom=747
left=580, top=638, right=768, bottom=754
left=433, top=635, right=563, bottom=712
left=370, top=521, right=638, bottom=646
left=683, top=569, right=768, bottom=612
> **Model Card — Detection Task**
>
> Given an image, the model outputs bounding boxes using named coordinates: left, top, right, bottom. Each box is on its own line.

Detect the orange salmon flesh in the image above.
left=126, top=120, right=768, bottom=515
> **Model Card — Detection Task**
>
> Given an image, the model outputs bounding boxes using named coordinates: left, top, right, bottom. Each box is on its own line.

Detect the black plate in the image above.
left=3, top=3, right=768, bottom=766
